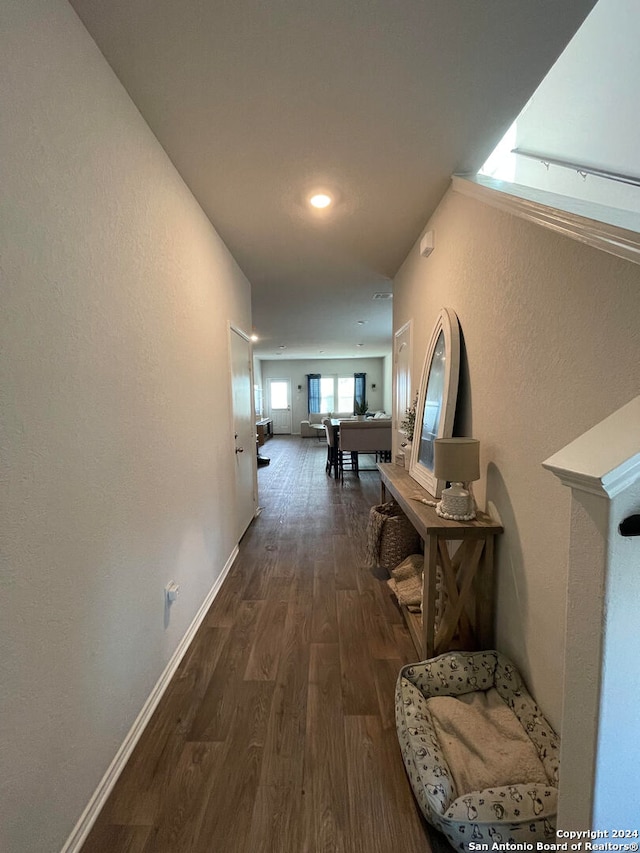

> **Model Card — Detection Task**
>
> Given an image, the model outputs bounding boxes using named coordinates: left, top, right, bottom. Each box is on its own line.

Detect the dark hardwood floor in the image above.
left=82, top=435, right=445, bottom=853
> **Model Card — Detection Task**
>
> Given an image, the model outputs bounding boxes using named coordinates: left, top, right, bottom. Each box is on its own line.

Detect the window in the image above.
left=337, top=376, right=355, bottom=412
left=309, top=373, right=367, bottom=414
left=320, top=376, right=334, bottom=413
left=270, top=380, right=289, bottom=409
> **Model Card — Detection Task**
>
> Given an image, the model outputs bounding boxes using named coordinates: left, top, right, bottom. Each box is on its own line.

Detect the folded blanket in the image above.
left=387, top=576, right=422, bottom=611
left=387, top=554, right=423, bottom=610
left=391, top=553, right=423, bottom=582
left=426, top=687, right=548, bottom=796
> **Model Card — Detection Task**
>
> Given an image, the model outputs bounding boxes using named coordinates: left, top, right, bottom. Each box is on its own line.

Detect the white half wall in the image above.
left=0, top=2, right=251, bottom=851
left=594, top=478, right=640, bottom=826
left=543, top=396, right=640, bottom=826
left=392, top=185, right=640, bottom=729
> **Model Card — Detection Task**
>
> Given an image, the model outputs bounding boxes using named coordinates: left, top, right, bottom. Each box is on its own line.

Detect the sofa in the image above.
left=300, top=412, right=353, bottom=436
left=300, top=411, right=390, bottom=436
left=338, top=418, right=392, bottom=453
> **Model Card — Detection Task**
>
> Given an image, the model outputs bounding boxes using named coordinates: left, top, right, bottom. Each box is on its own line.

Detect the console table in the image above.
left=378, top=462, right=503, bottom=659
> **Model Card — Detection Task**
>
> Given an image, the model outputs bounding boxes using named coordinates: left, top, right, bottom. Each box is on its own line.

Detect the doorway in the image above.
left=394, top=320, right=412, bottom=458
left=230, top=326, right=257, bottom=539
left=268, top=379, right=292, bottom=434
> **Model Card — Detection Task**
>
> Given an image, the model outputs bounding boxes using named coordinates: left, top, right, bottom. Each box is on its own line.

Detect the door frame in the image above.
left=393, top=319, right=413, bottom=458
left=229, top=324, right=258, bottom=540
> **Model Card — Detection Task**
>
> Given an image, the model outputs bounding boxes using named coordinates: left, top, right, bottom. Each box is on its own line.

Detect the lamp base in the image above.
left=436, top=482, right=476, bottom=521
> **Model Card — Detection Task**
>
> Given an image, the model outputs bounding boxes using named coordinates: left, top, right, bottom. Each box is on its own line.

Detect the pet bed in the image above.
left=395, top=650, right=560, bottom=850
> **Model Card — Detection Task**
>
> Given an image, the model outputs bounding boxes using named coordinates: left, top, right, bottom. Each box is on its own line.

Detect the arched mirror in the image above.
left=409, top=307, right=460, bottom=496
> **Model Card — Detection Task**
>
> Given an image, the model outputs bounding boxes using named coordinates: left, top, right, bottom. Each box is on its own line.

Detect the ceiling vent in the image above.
left=373, top=292, right=393, bottom=300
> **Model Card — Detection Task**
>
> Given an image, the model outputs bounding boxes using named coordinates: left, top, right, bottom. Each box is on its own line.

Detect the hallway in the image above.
left=82, top=436, right=439, bottom=853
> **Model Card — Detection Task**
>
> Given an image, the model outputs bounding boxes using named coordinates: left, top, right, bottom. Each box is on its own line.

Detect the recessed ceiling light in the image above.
left=278, top=345, right=287, bottom=349
left=250, top=334, right=258, bottom=342
left=309, top=193, right=332, bottom=209
left=356, top=320, right=367, bottom=326
left=356, top=343, right=364, bottom=348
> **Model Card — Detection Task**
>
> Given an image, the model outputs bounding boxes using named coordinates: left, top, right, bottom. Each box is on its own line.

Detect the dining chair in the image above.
left=338, top=419, right=392, bottom=482
left=322, top=418, right=338, bottom=478
left=337, top=422, right=362, bottom=483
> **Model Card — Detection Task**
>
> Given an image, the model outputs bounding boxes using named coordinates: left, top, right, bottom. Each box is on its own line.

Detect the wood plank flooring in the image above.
left=82, top=436, right=448, bottom=853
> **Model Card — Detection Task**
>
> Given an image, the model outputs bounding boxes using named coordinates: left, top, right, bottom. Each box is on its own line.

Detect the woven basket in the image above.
left=366, top=500, right=421, bottom=571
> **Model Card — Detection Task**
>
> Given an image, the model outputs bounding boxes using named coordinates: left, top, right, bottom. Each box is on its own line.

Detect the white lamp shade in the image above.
left=434, top=438, right=480, bottom=483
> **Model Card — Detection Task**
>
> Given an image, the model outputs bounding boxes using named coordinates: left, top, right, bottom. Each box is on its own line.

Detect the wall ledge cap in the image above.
left=452, top=175, right=640, bottom=266
left=542, top=396, right=640, bottom=498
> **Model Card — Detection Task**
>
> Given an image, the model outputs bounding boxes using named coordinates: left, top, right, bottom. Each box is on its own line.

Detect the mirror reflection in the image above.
left=418, top=330, right=445, bottom=471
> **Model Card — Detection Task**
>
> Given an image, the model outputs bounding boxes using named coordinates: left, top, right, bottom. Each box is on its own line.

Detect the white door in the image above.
left=394, top=320, right=413, bottom=458
left=268, top=379, right=292, bottom=434
left=230, top=327, right=257, bottom=539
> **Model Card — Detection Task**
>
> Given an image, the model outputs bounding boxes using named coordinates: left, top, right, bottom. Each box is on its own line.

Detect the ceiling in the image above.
left=68, top=0, right=596, bottom=360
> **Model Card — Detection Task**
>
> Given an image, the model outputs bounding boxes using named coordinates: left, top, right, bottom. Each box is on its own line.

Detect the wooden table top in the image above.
left=378, top=462, right=503, bottom=538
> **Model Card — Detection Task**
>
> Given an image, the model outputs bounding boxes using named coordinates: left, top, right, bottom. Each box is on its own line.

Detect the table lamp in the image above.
left=434, top=438, right=480, bottom=521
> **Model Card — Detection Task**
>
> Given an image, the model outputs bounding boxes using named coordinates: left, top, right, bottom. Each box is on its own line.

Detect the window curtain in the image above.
left=354, top=372, right=366, bottom=411
left=307, top=374, right=321, bottom=414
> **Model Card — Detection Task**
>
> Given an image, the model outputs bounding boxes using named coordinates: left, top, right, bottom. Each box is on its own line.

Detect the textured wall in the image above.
left=393, top=186, right=640, bottom=727
left=0, top=2, right=250, bottom=851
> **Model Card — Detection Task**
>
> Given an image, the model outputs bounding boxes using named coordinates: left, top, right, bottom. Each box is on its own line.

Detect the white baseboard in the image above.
left=60, top=546, right=239, bottom=853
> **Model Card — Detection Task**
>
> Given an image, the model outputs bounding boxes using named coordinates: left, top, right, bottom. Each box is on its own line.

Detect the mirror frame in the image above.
left=409, top=307, right=460, bottom=497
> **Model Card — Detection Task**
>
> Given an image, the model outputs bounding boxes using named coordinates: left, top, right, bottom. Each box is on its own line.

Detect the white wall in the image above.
left=393, top=186, right=640, bottom=728
left=382, top=353, right=393, bottom=415
left=514, top=0, right=640, bottom=213
left=0, top=2, right=251, bottom=851
left=259, top=357, right=388, bottom=432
